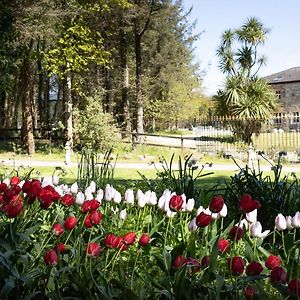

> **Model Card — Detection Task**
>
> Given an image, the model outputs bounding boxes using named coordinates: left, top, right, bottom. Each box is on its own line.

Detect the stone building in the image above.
left=264, top=67, right=300, bottom=130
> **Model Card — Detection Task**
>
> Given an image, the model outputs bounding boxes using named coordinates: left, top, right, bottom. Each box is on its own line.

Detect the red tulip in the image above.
left=61, top=194, right=75, bottom=206
left=200, top=255, right=210, bottom=269
left=87, top=242, right=101, bottom=257
left=218, top=239, right=230, bottom=254
left=228, top=256, right=245, bottom=275
left=64, top=216, right=78, bottom=230
left=44, top=249, right=58, bottom=266
left=288, top=278, right=300, bottom=297
left=246, top=261, right=263, bottom=276
left=229, top=226, right=244, bottom=241
left=123, top=232, right=136, bottom=245
left=186, top=257, right=200, bottom=273
left=84, top=214, right=93, bottom=228
left=90, top=210, right=102, bottom=225
left=21, top=180, right=31, bottom=193
left=173, top=255, right=187, bottom=269
left=2, top=194, right=23, bottom=218
left=169, top=195, right=183, bottom=211
left=139, top=233, right=151, bottom=246
left=239, top=194, right=261, bottom=213
left=89, top=199, right=100, bottom=211
left=244, top=285, right=256, bottom=300
left=116, top=236, right=128, bottom=251
left=0, top=182, right=8, bottom=192
left=12, top=185, right=21, bottom=195
left=28, top=180, right=42, bottom=197
left=209, top=195, right=224, bottom=213
left=51, top=223, right=64, bottom=236
left=82, top=199, right=100, bottom=213
left=270, top=266, right=287, bottom=284
left=10, top=176, right=21, bottom=186
left=56, top=242, right=65, bottom=254
left=104, top=233, right=119, bottom=248
left=196, top=212, right=213, bottom=228
left=265, top=255, right=281, bottom=270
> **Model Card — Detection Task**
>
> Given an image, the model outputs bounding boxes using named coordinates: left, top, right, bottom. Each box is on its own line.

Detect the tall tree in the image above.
left=214, top=17, right=278, bottom=145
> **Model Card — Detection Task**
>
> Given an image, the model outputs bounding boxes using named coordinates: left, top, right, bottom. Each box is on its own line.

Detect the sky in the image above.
left=182, top=0, right=300, bottom=96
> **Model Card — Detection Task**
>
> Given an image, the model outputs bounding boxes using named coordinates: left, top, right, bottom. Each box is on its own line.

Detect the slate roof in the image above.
left=264, top=67, right=300, bottom=84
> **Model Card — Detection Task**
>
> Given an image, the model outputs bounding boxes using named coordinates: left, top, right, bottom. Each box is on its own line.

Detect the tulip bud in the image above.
left=123, top=232, right=136, bottom=245
left=218, top=239, right=230, bottom=254
left=169, top=195, right=183, bottom=211
left=228, top=256, right=244, bottom=275
left=124, top=189, right=134, bottom=205
left=188, top=217, right=198, bottom=232
left=139, top=233, right=151, bottom=246
left=209, top=195, right=224, bottom=213
left=229, top=226, right=244, bottom=241
left=244, top=285, right=256, bottom=300
left=219, top=203, right=228, bottom=218
left=239, top=194, right=261, bottom=213
left=292, top=212, right=300, bottom=228
left=76, top=192, right=85, bottom=205
left=119, top=209, right=127, bottom=221
left=246, top=209, right=257, bottom=223
left=61, top=194, right=75, bottom=206
left=275, top=213, right=287, bottom=230
left=10, top=176, right=21, bottom=186
left=87, top=242, right=101, bottom=257
left=196, top=212, right=213, bottom=228
left=200, top=255, right=210, bottom=269
left=173, top=255, right=186, bottom=269
left=288, top=278, right=300, bottom=297
left=44, top=249, right=58, bottom=266
left=90, top=210, right=102, bottom=225
left=51, top=223, right=64, bottom=236
left=70, top=182, right=78, bottom=194
left=246, top=261, right=263, bottom=276
left=64, top=216, right=78, bottom=230
left=286, top=216, right=293, bottom=229
left=113, top=190, right=122, bottom=204
left=96, top=189, right=103, bottom=203
left=265, top=255, right=281, bottom=270
left=270, top=266, right=287, bottom=284
left=56, top=242, right=66, bottom=254
left=185, top=198, right=195, bottom=212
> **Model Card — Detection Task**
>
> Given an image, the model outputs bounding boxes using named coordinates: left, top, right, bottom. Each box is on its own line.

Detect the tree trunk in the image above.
left=134, top=24, right=144, bottom=141
left=63, top=73, right=73, bottom=164
left=20, top=43, right=35, bottom=155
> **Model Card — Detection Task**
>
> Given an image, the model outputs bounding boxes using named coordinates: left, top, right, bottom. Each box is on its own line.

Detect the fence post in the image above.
left=181, top=135, right=183, bottom=150
left=132, top=131, right=137, bottom=149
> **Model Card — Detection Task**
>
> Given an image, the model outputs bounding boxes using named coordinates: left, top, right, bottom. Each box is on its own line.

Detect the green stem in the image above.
left=164, top=216, right=172, bottom=249
left=281, top=231, right=287, bottom=259
left=130, top=249, right=141, bottom=289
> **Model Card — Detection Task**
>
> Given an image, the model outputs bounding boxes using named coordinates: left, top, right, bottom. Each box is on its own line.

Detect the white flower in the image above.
left=292, top=211, right=300, bottom=228
left=85, top=186, right=93, bottom=197
left=42, top=176, right=53, bottom=187
left=54, top=186, right=64, bottom=196
left=188, top=217, right=198, bottom=232
left=124, top=189, right=134, bottom=205
left=236, top=219, right=249, bottom=230
left=146, top=191, right=157, bottom=206
left=85, top=193, right=93, bottom=201
left=286, top=216, right=293, bottom=229
left=105, top=184, right=115, bottom=201
left=185, top=198, right=195, bottom=212
left=196, top=206, right=205, bottom=216
left=113, top=190, right=122, bottom=204
left=158, top=189, right=171, bottom=210
left=18, top=180, right=25, bottom=189
left=275, top=213, right=287, bottom=230
left=119, top=209, right=127, bottom=221
left=246, top=209, right=257, bottom=223
left=52, top=175, right=59, bottom=186
left=70, top=182, right=78, bottom=194
left=219, top=203, right=228, bottom=218
left=96, top=189, right=103, bottom=203
left=60, top=184, right=69, bottom=193
left=163, top=192, right=175, bottom=212
left=89, top=181, right=96, bottom=193
left=76, top=192, right=85, bottom=205
left=250, top=221, right=270, bottom=238
left=181, top=194, right=187, bottom=211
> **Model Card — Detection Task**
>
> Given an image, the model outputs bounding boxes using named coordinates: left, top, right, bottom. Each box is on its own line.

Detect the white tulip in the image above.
left=18, top=180, right=25, bottom=189
left=246, top=209, right=257, bottom=223
left=158, top=189, right=171, bottom=210
left=275, top=213, right=287, bottom=230
left=250, top=221, right=270, bottom=238
left=54, top=186, right=64, bottom=196
left=188, top=217, right=198, bottom=232
left=292, top=211, right=300, bottom=228
left=113, top=190, right=122, bottom=204
left=85, top=193, right=93, bottom=200
left=52, top=175, right=59, bottom=186
left=96, top=189, right=103, bottom=203
left=145, top=191, right=157, bottom=206
left=105, top=184, right=115, bottom=201
left=76, top=192, right=85, bottom=205
left=166, top=210, right=177, bottom=218
left=89, top=181, right=96, bottom=193
left=70, top=182, right=78, bottom=194
left=124, top=189, right=134, bottom=205
left=236, top=218, right=249, bottom=230
left=42, top=176, right=53, bottom=187
left=219, top=203, right=228, bottom=218
left=119, top=209, right=127, bottom=221
left=185, top=198, right=195, bottom=212
left=286, top=216, right=293, bottom=229
left=196, top=206, right=205, bottom=216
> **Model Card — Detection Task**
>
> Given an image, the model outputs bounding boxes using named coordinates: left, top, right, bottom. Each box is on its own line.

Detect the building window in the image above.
left=275, top=90, right=281, bottom=100
left=292, top=112, right=300, bottom=124
left=274, top=113, right=283, bottom=125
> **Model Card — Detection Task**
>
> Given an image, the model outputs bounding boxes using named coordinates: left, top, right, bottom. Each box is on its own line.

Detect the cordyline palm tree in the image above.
left=214, top=17, right=278, bottom=145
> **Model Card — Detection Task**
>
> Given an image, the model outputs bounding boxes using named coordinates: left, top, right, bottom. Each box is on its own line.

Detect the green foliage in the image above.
left=214, top=17, right=278, bottom=144
left=139, top=154, right=214, bottom=202
left=224, top=153, right=300, bottom=229
left=73, top=92, right=119, bottom=152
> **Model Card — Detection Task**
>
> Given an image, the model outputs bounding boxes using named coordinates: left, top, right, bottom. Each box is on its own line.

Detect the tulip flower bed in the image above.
left=0, top=175, right=299, bottom=299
